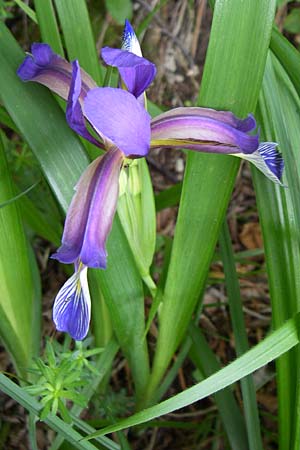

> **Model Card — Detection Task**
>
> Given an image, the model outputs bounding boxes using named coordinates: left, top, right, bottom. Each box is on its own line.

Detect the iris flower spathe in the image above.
left=17, top=20, right=284, bottom=340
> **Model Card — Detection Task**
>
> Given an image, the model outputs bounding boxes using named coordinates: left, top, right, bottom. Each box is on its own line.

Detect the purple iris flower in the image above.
left=17, top=20, right=284, bottom=340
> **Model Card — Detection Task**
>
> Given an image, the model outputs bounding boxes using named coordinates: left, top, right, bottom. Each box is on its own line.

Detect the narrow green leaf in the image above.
left=270, top=27, right=300, bottom=95
left=254, top=51, right=300, bottom=450
left=54, top=0, right=104, bottom=84
left=85, top=313, right=300, bottom=438
left=33, top=0, right=64, bottom=55
left=0, top=134, right=38, bottom=376
left=14, top=0, right=37, bottom=23
left=146, top=0, right=276, bottom=405
left=219, top=221, right=263, bottom=450
left=189, top=325, right=248, bottom=450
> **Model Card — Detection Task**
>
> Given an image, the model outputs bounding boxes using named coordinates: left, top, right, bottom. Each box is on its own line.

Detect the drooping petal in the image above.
left=53, top=266, right=91, bottom=340
left=150, top=114, right=259, bottom=154
left=80, top=147, right=124, bottom=268
left=122, top=19, right=142, bottom=56
left=101, top=47, right=156, bottom=98
left=52, top=147, right=124, bottom=269
left=232, top=142, right=285, bottom=186
left=66, top=61, right=104, bottom=148
left=151, top=107, right=256, bottom=133
left=52, top=157, right=102, bottom=264
left=83, top=87, right=151, bottom=157
left=17, top=43, right=96, bottom=101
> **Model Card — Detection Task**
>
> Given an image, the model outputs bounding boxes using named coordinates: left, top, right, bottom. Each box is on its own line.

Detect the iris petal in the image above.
left=53, top=147, right=124, bottom=269
left=122, top=19, right=142, bottom=56
left=17, top=43, right=96, bottom=101
left=151, top=107, right=256, bottom=133
left=233, top=142, right=285, bottom=186
left=101, top=47, right=156, bottom=98
left=150, top=115, right=259, bottom=154
left=53, top=266, right=91, bottom=340
left=83, top=87, right=151, bottom=157
left=66, top=61, right=104, bottom=148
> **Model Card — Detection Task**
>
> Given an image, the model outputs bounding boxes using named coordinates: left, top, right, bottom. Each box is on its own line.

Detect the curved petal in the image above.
left=66, top=61, right=104, bottom=148
left=122, top=19, right=142, bottom=56
left=150, top=115, right=259, bottom=154
left=17, top=43, right=96, bottom=100
left=53, top=148, right=124, bottom=269
left=52, top=157, right=103, bottom=264
left=83, top=87, right=151, bottom=157
left=232, top=142, right=285, bottom=186
left=53, top=266, right=91, bottom=340
left=80, top=147, right=124, bottom=268
left=101, top=47, right=156, bottom=98
left=151, top=107, right=256, bottom=133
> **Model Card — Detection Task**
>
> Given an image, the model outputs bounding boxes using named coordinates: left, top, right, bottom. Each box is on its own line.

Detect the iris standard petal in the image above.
left=150, top=115, right=259, bottom=154
left=232, top=142, right=285, bottom=186
left=151, top=107, right=256, bottom=133
left=17, top=43, right=96, bottom=101
left=101, top=47, right=156, bottom=98
left=53, top=266, right=91, bottom=340
left=122, top=19, right=142, bottom=56
left=83, top=87, right=151, bottom=157
left=66, top=61, right=104, bottom=148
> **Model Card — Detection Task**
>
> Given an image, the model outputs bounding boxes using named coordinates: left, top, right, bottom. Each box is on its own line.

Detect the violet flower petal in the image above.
left=53, top=147, right=124, bottom=269
left=151, top=107, right=256, bottom=133
left=66, top=61, right=104, bottom=148
left=122, top=19, right=142, bottom=56
left=150, top=115, right=259, bottom=154
left=83, top=87, right=151, bottom=157
left=101, top=47, right=156, bottom=98
left=53, top=266, right=91, bottom=340
left=17, top=43, right=96, bottom=101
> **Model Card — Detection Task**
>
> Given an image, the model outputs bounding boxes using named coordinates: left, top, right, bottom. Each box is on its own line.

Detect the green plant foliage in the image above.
left=0, top=134, right=39, bottom=376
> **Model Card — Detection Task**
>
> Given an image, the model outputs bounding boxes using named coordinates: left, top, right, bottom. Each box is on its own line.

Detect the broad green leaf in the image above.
left=146, top=0, right=276, bottom=405
left=105, top=0, right=132, bottom=25
left=0, top=134, right=38, bottom=376
left=85, top=313, right=300, bottom=438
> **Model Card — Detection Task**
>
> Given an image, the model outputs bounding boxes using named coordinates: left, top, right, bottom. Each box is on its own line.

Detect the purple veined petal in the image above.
left=151, top=107, right=256, bottom=133
left=17, top=43, right=96, bottom=101
left=101, top=47, right=156, bottom=98
left=80, top=147, right=124, bottom=268
left=83, top=87, right=151, bottom=157
left=66, top=61, right=104, bottom=148
left=52, top=156, right=103, bottom=264
left=53, top=265, right=91, bottom=340
left=122, top=19, right=142, bottom=57
left=52, top=147, right=124, bottom=269
left=232, top=142, right=286, bottom=186
left=150, top=115, right=259, bottom=154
